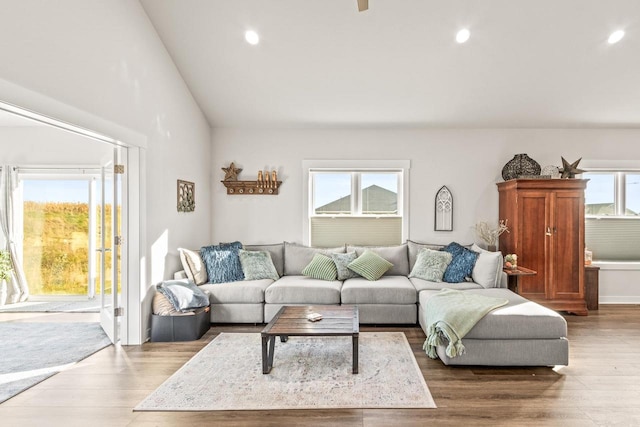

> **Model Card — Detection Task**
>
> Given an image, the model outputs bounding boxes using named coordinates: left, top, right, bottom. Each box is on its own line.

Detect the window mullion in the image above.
left=352, top=172, right=361, bottom=214
left=616, top=172, right=625, bottom=216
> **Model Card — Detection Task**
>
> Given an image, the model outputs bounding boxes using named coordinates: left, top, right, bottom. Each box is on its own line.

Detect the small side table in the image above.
left=503, top=266, right=537, bottom=294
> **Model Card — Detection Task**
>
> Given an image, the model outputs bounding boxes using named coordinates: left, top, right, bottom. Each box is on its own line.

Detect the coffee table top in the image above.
left=262, top=305, right=359, bottom=337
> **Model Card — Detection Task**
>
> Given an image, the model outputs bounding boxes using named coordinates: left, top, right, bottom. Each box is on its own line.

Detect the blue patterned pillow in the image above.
left=200, top=241, right=245, bottom=284
left=441, top=243, right=479, bottom=283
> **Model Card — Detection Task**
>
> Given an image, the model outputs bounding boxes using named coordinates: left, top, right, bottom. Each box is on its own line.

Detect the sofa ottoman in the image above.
left=341, top=276, right=417, bottom=324
left=418, top=288, right=569, bottom=366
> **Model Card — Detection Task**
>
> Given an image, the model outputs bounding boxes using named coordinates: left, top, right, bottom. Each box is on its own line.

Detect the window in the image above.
left=304, top=160, right=409, bottom=247
left=584, top=171, right=640, bottom=261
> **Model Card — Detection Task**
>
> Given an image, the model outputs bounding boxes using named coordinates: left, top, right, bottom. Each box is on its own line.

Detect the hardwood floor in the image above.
left=1, top=306, right=639, bottom=426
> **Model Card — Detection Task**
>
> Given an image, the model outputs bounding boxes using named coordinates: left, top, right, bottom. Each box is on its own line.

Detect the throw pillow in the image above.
left=238, top=249, right=279, bottom=281
left=330, top=252, right=359, bottom=280
left=470, top=244, right=504, bottom=288
left=283, top=242, right=345, bottom=275
left=441, top=243, right=479, bottom=283
left=302, top=253, right=338, bottom=281
left=178, top=248, right=208, bottom=285
left=347, top=244, right=409, bottom=276
left=244, top=243, right=284, bottom=277
left=409, top=248, right=453, bottom=282
left=407, top=240, right=444, bottom=271
left=348, top=249, right=394, bottom=281
left=156, top=279, right=210, bottom=312
left=200, top=241, right=245, bottom=283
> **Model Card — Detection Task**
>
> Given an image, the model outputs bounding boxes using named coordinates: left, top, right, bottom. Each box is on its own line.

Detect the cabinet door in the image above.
left=550, top=191, right=584, bottom=299
left=518, top=191, right=550, bottom=297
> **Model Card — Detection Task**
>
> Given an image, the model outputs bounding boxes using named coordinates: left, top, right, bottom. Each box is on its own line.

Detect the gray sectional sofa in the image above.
left=176, top=241, right=569, bottom=366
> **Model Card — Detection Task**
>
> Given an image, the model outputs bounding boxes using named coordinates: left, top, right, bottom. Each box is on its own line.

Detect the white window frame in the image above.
left=302, top=160, right=410, bottom=246
left=582, top=159, right=640, bottom=269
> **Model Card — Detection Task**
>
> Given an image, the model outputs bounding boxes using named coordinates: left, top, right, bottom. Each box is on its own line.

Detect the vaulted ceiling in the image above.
left=140, top=0, right=640, bottom=128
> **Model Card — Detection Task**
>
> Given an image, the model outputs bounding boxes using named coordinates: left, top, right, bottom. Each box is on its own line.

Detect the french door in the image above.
left=98, top=147, right=126, bottom=344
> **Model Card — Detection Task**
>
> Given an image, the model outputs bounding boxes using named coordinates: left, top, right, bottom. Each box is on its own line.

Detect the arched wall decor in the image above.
left=434, top=185, right=453, bottom=231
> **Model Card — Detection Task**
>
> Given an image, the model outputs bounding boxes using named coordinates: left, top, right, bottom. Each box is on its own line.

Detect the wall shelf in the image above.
left=221, top=180, right=282, bottom=195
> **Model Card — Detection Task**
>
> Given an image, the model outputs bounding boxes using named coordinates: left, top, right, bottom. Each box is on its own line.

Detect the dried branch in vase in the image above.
left=475, top=219, right=509, bottom=247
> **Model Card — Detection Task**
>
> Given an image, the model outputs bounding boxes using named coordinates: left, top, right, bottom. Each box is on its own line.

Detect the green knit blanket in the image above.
left=423, top=289, right=509, bottom=359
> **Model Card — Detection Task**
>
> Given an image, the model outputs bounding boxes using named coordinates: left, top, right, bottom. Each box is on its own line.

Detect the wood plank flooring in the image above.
left=0, top=305, right=638, bottom=426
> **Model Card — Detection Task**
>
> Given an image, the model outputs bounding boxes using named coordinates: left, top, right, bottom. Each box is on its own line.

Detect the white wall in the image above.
left=0, top=1, right=211, bottom=343
left=212, top=128, right=640, bottom=303
left=0, top=126, right=112, bottom=164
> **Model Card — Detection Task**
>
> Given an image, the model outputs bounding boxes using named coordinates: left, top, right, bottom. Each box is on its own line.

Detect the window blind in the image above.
left=310, top=217, right=402, bottom=247
left=585, top=217, right=640, bottom=261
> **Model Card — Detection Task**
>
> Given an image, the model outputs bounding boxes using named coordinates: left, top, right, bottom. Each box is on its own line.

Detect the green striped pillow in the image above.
left=302, top=253, right=338, bottom=281
left=348, top=250, right=393, bottom=281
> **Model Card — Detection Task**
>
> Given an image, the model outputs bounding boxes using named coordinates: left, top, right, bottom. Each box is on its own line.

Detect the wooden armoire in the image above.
left=497, top=179, right=588, bottom=315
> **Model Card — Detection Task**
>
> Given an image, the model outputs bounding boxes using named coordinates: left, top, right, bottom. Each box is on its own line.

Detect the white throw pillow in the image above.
left=471, top=244, right=503, bottom=288
left=178, top=248, right=208, bottom=285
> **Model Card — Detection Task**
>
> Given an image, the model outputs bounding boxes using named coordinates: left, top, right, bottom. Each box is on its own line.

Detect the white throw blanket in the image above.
left=423, top=288, right=508, bottom=359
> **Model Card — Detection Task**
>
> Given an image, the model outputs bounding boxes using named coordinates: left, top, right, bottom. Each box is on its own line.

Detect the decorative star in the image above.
left=559, top=157, right=585, bottom=179
left=222, top=162, right=242, bottom=181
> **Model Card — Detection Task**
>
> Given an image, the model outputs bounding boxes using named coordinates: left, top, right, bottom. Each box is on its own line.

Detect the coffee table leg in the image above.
left=352, top=335, right=359, bottom=374
left=280, top=335, right=288, bottom=342
left=262, top=335, right=277, bottom=374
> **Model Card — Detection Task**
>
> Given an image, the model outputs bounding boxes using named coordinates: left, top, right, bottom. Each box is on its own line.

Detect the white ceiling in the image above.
left=0, top=110, right=45, bottom=127
left=140, top=0, right=640, bottom=129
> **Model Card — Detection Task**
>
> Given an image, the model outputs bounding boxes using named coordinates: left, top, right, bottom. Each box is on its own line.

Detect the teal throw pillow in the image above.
left=200, top=241, right=244, bottom=284
left=330, top=252, right=359, bottom=280
left=441, top=243, right=479, bottom=283
left=409, top=248, right=453, bottom=282
left=238, top=249, right=279, bottom=281
left=348, top=249, right=393, bottom=281
left=302, top=254, right=338, bottom=281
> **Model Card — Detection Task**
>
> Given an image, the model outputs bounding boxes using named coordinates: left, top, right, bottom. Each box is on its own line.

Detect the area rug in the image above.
left=0, top=322, right=111, bottom=403
left=0, top=299, right=100, bottom=313
left=135, top=332, right=436, bottom=411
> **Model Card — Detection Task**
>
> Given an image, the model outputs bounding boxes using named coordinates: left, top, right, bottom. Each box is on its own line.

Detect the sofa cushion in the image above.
left=470, top=244, right=503, bottom=288
left=200, top=279, right=274, bottom=304
left=178, top=248, right=208, bottom=285
left=341, top=276, right=417, bottom=304
left=409, top=248, right=452, bottom=282
left=347, top=244, right=409, bottom=276
left=441, top=242, right=479, bottom=283
left=201, top=241, right=244, bottom=283
left=410, top=277, right=483, bottom=292
left=264, top=275, right=342, bottom=304
left=348, top=250, right=393, bottom=281
left=283, top=242, right=345, bottom=276
left=407, top=240, right=444, bottom=271
left=302, top=254, right=338, bottom=281
left=330, top=252, right=359, bottom=280
left=238, top=249, right=279, bottom=281
left=418, top=288, right=567, bottom=339
left=244, top=243, right=284, bottom=278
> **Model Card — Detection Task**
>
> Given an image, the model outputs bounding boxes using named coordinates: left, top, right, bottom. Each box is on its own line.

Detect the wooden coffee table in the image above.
left=261, top=305, right=359, bottom=374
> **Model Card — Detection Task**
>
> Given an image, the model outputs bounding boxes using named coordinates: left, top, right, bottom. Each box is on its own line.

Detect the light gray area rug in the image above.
left=135, top=332, right=436, bottom=411
left=0, top=299, right=100, bottom=313
left=0, top=322, right=111, bottom=403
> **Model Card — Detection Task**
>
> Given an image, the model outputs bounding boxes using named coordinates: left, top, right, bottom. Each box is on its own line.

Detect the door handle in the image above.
left=545, top=227, right=552, bottom=236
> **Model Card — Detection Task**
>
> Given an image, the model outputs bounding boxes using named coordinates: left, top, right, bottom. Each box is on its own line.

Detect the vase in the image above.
left=502, top=154, right=541, bottom=181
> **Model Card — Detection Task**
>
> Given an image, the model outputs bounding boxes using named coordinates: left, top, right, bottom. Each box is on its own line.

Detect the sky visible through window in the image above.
left=23, top=180, right=89, bottom=203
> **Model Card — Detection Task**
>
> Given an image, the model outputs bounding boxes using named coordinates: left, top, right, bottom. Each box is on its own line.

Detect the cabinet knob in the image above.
left=545, top=226, right=552, bottom=236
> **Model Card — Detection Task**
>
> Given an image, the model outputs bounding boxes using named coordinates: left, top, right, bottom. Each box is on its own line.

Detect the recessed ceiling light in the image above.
left=456, top=28, right=470, bottom=44
left=245, top=30, right=260, bottom=45
left=608, top=30, right=625, bottom=44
